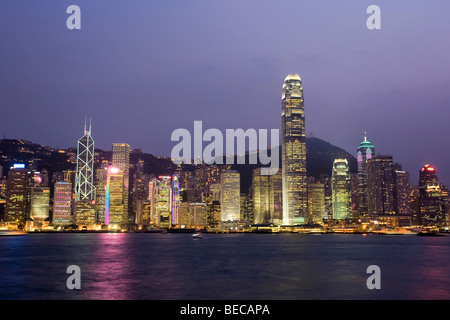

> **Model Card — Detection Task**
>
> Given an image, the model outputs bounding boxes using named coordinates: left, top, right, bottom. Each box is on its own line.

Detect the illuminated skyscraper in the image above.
left=394, top=170, right=412, bottom=226
left=74, top=200, right=96, bottom=227
left=281, top=74, right=307, bottom=225
left=220, top=170, right=240, bottom=222
left=418, top=164, right=447, bottom=226
left=112, top=143, right=130, bottom=225
left=75, top=120, right=96, bottom=201
left=172, top=175, right=180, bottom=225
left=367, top=155, right=396, bottom=223
left=148, top=176, right=172, bottom=229
left=252, top=168, right=282, bottom=224
left=357, top=133, right=375, bottom=218
left=307, top=182, right=326, bottom=224
left=95, top=161, right=108, bottom=224
left=5, top=164, right=28, bottom=226
left=29, top=187, right=50, bottom=223
left=189, top=202, right=207, bottom=228
left=332, top=159, right=351, bottom=220
left=105, top=167, right=124, bottom=226
left=52, top=182, right=72, bottom=225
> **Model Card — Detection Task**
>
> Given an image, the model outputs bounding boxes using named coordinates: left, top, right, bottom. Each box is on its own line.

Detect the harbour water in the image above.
left=1, top=232, right=449, bottom=300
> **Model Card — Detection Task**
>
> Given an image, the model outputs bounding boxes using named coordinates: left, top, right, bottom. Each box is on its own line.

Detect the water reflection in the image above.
left=85, top=233, right=137, bottom=300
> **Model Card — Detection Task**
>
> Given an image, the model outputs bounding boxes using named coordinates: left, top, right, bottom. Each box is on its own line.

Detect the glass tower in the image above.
left=332, top=159, right=351, bottom=220
left=281, top=74, right=307, bottom=225
left=75, top=120, right=96, bottom=201
left=357, top=133, right=375, bottom=218
left=220, top=170, right=240, bottom=222
left=112, top=143, right=130, bottom=225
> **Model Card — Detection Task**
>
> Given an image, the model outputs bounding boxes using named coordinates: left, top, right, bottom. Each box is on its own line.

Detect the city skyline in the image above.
left=1, top=1, right=450, bottom=188
left=2, top=1, right=450, bottom=305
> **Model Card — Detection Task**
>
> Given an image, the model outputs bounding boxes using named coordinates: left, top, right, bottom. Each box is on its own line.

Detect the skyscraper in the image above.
left=281, top=74, right=307, bottom=225
left=95, top=161, right=108, bottom=224
left=75, top=120, right=96, bottom=201
left=112, top=143, right=130, bottom=225
left=105, top=167, right=124, bottom=227
left=148, top=176, right=172, bottom=229
left=307, top=181, right=326, bottom=224
left=53, top=182, right=72, bottom=225
left=5, top=164, right=28, bottom=226
left=367, top=155, right=396, bottom=224
left=394, top=170, right=412, bottom=226
left=252, top=168, right=282, bottom=224
left=331, top=159, right=351, bottom=220
left=418, top=164, right=447, bottom=226
left=29, top=187, right=50, bottom=223
left=357, top=133, right=375, bottom=219
left=220, top=170, right=240, bottom=222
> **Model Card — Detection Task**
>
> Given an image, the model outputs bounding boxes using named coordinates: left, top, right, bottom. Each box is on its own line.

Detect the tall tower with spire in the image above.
left=75, top=118, right=96, bottom=201
left=357, top=132, right=375, bottom=218
left=281, top=74, right=307, bottom=225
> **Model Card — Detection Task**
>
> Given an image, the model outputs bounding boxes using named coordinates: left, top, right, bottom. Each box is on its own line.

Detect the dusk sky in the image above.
left=1, top=0, right=450, bottom=186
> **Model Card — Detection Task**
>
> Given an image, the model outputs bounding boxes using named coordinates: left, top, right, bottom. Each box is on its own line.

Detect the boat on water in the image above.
left=417, top=230, right=448, bottom=237
left=192, top=231, right=203, bottom=239
left=0, top=230, right=28, bottom=236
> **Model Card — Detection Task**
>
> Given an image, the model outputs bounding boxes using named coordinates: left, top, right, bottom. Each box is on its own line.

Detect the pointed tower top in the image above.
left=358, top=131, right=374, bottom=150
left=83, top=117, right=92, bottom=135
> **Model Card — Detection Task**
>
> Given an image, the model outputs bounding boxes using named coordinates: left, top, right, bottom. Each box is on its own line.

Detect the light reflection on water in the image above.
left=0, top=233, right=449, bottom=300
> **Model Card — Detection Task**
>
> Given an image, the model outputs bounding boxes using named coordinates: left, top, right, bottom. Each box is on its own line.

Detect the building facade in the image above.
left=332, top=159, right=351, bottom=220
left=281, top=74, right=307, bottom=225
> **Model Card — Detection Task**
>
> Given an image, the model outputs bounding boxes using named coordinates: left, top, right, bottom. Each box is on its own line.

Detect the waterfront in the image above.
left=1, top=233, right=449, bottom=300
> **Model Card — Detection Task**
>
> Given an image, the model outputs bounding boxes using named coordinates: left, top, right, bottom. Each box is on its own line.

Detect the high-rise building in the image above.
left=357, top=133, right=375, bottom=219
left=220, top=170, right=240, bottom=222
left=332, top=159, right=351, bottom=220
left=112, top=143, right=130, bottom=225
left=172, top=175, right=180, bottom=225
left=189, top=202, right=207, bottom=228
left=105, top=167, right=124, bottom=227
left=394, top=170, right=412, bottom=226
left=308, top=181, right=326, bottom=224
left=95, top=161, right=109, bottom=224
left=148, top=176, right=172, bottom=229
left=252, top=168, right=282, bottom=224
left=5, top=164, right=28, bottom=226
left=75, top=121, right=96, bottom=201
left=418, top=164, right=447, bottom=226
left=367, top=155, right=396, bottom=224
left=281, top=74, right=307, bottom=225
left=53, top=182, right=72, bottom=225
left=29, top=187, right=50, bottom=223
left=74, top=200, right=96, bottom=227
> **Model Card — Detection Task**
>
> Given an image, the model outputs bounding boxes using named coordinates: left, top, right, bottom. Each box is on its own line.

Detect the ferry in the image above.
left=0, top=230, right=28, bottom=237
left=192, top=231, right=203, bottom=239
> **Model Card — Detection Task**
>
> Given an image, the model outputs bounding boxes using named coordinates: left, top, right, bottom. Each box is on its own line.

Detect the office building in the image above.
left=332, top=159, right=351, bottom=220
left=308, top=181, right=326, bottom=224
left=357, top=133, right=375, bottom=218
left=220, top=170, right=240, bottom=222
left=53, top=182, right=72, bottom=225
left=281, top=74, right=307, bottom=225
left=75, top=121, right=96, bottom=201
left=112, top=143, right=130, bottom=225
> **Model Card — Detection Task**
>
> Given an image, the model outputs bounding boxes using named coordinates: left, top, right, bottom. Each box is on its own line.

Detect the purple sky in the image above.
left=1, top=0, right=450, bottom=186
